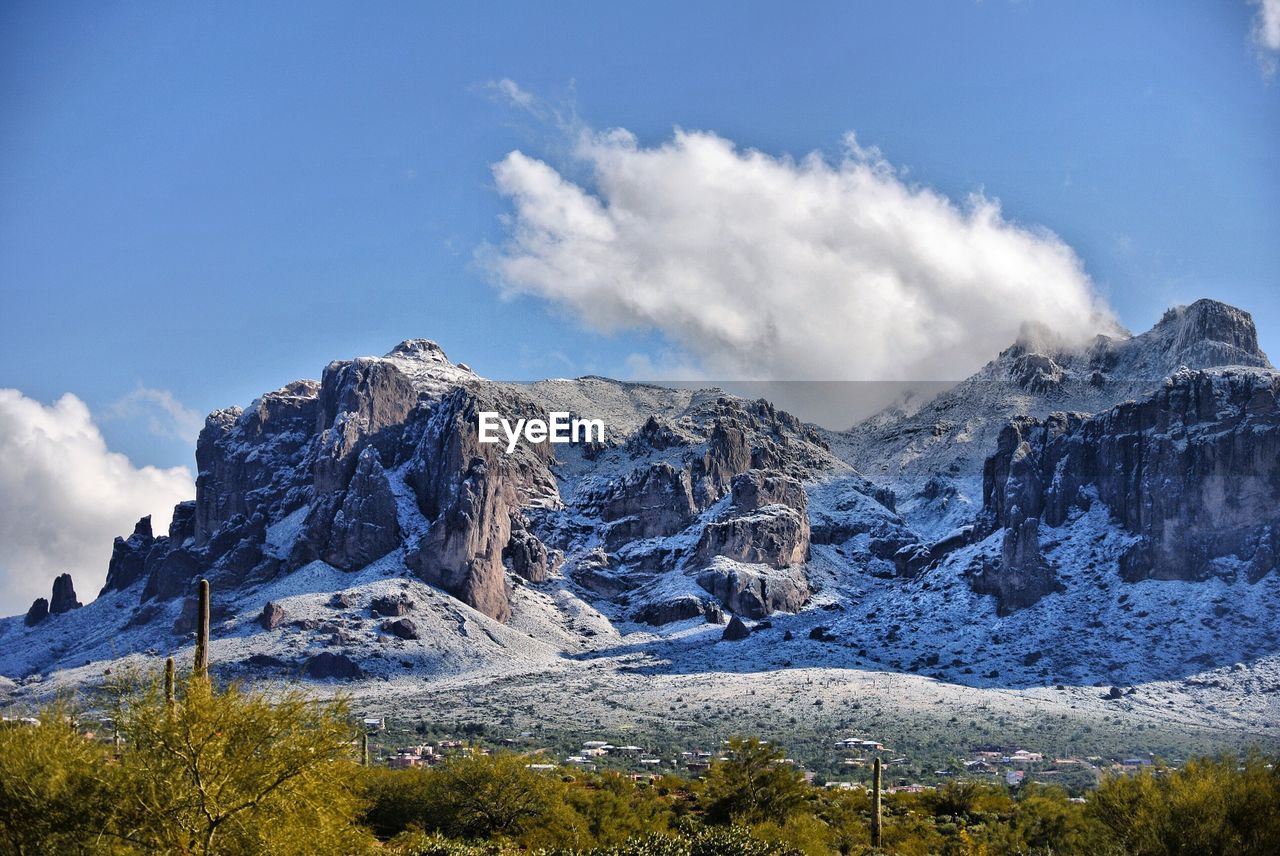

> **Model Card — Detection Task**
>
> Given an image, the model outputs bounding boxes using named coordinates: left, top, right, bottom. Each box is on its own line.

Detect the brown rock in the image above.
left=259, top=601, right=286, bottom=630
left=381, top=618, right=420, bottom=640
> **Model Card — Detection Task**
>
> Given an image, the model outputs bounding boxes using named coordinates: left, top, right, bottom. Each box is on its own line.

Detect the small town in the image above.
left=353, top=713, right=1156, bottom=796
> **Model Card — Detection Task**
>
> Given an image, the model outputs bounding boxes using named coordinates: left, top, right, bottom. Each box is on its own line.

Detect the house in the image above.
left=362, top=717, right=385, bottom=731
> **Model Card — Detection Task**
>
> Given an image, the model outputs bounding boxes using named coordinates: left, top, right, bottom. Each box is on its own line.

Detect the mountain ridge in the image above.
left=2, top=298, right=1278, bottom=750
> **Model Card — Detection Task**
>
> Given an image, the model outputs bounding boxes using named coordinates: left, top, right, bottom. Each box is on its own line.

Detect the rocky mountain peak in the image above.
left=1150, top=298, right=1270, bottom=370
left=386, top=339, right=450, bottom=363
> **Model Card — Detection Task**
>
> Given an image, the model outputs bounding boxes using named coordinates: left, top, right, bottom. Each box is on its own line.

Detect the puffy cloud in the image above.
left=0, top=390, right=194, bottom=617
left=486, top=128, right=1118, bottom=382
left=106, top=386, right=204, bottom=443
left=1252, top=0, right=1280, bottom=73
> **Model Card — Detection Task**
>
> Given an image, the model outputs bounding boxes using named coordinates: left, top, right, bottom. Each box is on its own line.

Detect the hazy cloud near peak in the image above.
left=486, top=127, right=1118, bottom=381
left=106, top=386, right=205, bottom=443
left=0, top=390, right=194, bottom=616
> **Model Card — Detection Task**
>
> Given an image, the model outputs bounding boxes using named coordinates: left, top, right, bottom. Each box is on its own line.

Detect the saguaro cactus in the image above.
left=164, top=656, right=175, bottom=706
left=872, top=756, right=883, bottom=849
left=361, top=731, right=370, bottom=767
left=193, top=578, right=210, bottom=680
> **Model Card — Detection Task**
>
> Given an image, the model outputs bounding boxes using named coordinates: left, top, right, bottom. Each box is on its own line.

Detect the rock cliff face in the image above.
left=977, top=368, right=1280, bottom=609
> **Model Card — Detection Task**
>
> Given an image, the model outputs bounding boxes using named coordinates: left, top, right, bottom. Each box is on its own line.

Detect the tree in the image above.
left=1088, top=754, right=1280, bottom=856
left=423, top=751, right=560, bottom=840
left=701, top=738, right=808, bottom=826
left=109, top=676, right=366, bottom=855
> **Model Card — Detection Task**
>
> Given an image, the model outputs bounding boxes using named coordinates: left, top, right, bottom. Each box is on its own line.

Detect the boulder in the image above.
left=381, top=618, right=420, bottom=640
left=370, top=593, right=413, bottom=617
left=721, top=615, right=751, bottom=641
left=259, top=601, right=286, bottom=630
left=304, top=652, right=363, bottom=680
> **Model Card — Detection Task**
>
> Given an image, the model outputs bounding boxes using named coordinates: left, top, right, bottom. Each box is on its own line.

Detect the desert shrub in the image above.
left=0, top=702, right=119, bottom=856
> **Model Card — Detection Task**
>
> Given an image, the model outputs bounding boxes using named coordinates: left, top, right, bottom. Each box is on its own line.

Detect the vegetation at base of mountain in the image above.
left=3, top=682, right=1279, bottom=855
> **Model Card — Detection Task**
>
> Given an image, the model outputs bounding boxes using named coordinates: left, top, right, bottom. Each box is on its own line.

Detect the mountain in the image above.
left=2, top=299, right=1278, bottom=760
left=832, top=298, right=1272, bottom=539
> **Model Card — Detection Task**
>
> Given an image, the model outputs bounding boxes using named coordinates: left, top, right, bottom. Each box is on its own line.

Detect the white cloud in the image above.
left=485, top=78, right=537, bottom=111
left=106, top=386, right=204, bottom=443
left=0, top=390, right=195, bottom=617
left=1252, top=0, right=1280, bottom=73
left=486, top=127, right=1117, bottom=381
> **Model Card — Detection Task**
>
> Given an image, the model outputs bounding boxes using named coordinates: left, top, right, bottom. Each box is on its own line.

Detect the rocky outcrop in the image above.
left=697, top=560, right=811, bottom=618
left=142, top=547, right=204, bottom=602
left=312, top=357, right=419, bottom=495
left=694, top=470, right=811, bottom=573
left=24, top=598, right=48, bottom=627
left=633, top=596, right=723, bottom=626
left=970, top=512, right=1061, bottom=615
left=370, top=593, right=412, bottom=617
left=404, top=387, right=560, bottom=622
left=320, top=447, right=400, bottom=570
left=696, top=506, right=809, bottom=569
left=504, top=517, right=551, bottom=582
left=49, top=574, right=81, bottom=614
left=729, top=470, right=808, bottom=515
left=101, top=516, right=155, bottom=595
left=169, top=501, right=197, bottom=543
left=981, top=368, right=1280, bottom=590
left=599, top=462, right=698, bottom=548
left=195, top=380, right=320, bottom=544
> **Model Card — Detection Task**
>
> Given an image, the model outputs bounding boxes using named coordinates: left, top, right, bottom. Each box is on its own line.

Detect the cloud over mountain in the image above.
left=487, top=128, right=1117, bottom=381
left=0, top=390, right=194, bottom=615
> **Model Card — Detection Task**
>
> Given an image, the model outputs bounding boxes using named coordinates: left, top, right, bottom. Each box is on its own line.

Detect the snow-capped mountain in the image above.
left=2, top=299, right=1278, bottom=744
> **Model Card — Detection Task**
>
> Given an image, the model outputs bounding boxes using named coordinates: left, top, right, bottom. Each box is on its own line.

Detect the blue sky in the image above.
left=1, top=0, right=1278, bottom=475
